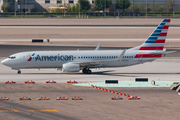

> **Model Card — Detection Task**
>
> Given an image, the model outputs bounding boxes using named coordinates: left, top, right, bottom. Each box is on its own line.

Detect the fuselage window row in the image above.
left=74, top=56, right=134, bottom=59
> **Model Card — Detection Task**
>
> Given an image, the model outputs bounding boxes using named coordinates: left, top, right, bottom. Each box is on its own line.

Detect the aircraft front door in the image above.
left=23, top=54, right=31, bottom=62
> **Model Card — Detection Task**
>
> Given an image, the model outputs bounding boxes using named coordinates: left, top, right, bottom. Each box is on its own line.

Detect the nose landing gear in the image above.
left=82, top=68, right=92, bottom=74
left=17, top=70, right=21, bottom=74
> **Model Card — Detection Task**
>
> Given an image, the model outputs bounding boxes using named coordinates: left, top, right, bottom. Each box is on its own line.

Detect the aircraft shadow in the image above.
left=2, top=71, right=180, bottom=77
left=15, top=70, right=140, bottom=77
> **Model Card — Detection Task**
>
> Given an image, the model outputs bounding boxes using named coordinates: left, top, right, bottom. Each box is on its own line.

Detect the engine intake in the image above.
left=62, top=63, right=80, bottom=72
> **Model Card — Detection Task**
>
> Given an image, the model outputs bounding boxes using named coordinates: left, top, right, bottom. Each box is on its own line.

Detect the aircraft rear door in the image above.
left=138, top=52, right=143, bottom=63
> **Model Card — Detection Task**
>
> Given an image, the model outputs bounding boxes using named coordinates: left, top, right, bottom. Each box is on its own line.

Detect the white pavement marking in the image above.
left=0, top=39, right=180, bottom=42
left=0, top=26, right=179, bottom=29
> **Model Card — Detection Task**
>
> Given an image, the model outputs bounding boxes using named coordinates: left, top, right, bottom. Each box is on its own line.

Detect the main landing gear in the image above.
left=17, top=70, right=21, bottom=74
left=82, top=68, right=92, bottom=74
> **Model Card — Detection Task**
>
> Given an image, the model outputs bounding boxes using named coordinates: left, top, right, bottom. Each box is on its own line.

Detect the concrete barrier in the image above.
left=170, top=82, right=180, bottom=90
left=135, top=78, right=148, bottom=82
left=105, top=80, right=118, bottom=84
left=32, top=39, right=43, bottom=43
left=176, top=85, right=180, bottom=92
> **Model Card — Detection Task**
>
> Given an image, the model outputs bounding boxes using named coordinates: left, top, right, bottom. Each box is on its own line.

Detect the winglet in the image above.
left=116, top=49, right=126, bottom=61
left=95, top=43, right=101, bottom=50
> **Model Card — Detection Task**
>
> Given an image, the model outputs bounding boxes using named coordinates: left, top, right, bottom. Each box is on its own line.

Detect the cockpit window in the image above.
left=8, top=56, right=16, bottom=59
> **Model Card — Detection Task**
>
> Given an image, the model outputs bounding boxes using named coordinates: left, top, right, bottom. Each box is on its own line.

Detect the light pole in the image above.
left=173, top=0, right=175, bottom=16
left=104, top=0, right=106, bottom=17
left=153, top=0, right=154, bottom=17
left=25, top=0, right=26, bottom=18
left=146, top=0, right=147, bottom=18
left=64, top=0, right=65, bottom=17
left=133, top=0, right=134, bottom=16
left=14, top=0, right=16, bottom=17
left=79, top=2, right=80, bottom=18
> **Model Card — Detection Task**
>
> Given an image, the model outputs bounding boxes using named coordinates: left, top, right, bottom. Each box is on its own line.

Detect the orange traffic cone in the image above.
left=123, top=93, right=126, bottom=96
left=119, top=92, right=122, bottom=95
left=115, top=91, right=118, bottom=94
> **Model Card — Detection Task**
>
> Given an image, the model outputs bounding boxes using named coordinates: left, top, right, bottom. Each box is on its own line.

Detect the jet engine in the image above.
left=62, top=63, right=80, bottom=72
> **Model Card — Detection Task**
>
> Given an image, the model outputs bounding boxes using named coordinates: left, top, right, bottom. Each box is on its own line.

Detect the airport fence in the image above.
left=0, top=12, right=180, bottom=18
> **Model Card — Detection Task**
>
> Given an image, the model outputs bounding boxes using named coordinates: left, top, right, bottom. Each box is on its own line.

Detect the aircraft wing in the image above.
left=75, top=50, right=126, bottom=67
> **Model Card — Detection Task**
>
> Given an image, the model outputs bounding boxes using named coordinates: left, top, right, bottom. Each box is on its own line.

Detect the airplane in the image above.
left=1, top=19, right=170, bottom=74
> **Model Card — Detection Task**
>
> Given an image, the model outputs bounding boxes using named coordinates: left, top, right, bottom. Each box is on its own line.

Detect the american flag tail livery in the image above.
left=139, top=19, right=170, bottom=50
left=133, top=19, right=170, bottom=59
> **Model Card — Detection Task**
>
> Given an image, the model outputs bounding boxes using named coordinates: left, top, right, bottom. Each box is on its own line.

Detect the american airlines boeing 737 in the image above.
left=1, top=19, right=170, bottom=74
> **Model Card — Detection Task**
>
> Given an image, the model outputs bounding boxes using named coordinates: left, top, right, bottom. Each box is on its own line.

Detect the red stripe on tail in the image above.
left=139, top=47, right=164, bottom=50
left=155, top=40, right=165, bottom=43
left=163, top=26, right=169, bottom=29
left=166, top=19, right=171, bottom=22
left=159, top=33, right=167, bottom=36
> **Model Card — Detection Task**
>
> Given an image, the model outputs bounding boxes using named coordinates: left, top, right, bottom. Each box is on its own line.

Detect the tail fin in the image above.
left=139, top=19, right=170, bottom=51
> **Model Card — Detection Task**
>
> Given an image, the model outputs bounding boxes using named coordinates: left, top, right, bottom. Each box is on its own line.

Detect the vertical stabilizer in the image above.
left=139, top=19, right=170, bottom=51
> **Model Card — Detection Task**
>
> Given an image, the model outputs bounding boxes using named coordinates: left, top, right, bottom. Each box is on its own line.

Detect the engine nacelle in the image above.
left=62, top=63, right=80, bottom=72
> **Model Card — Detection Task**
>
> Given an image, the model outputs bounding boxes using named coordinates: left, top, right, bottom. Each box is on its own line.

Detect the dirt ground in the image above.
left=0, top=83, right=179, bottom=120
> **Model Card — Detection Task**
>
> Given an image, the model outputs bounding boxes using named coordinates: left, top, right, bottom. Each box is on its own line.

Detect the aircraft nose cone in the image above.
left=1, top=59, right=9, bottom=66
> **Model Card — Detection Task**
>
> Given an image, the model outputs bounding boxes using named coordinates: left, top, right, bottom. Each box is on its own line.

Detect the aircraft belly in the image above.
left=103, top=60, right=138, bottom=67
left=21, top=61, right=63, bottom=68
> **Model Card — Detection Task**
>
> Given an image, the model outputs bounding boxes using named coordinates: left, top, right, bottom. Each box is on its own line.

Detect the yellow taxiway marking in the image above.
left=0, top=110, right=20, bottom=112
left=29, top=110, right=60, bottom=112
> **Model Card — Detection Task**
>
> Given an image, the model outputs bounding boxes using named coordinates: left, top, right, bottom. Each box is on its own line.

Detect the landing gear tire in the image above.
left=82, top=68, right=92, bottom=74
left=87, top=70, right=92, bottom=74
left=82, top=69, right=86, bottom=74
left=17, top=70, right=21, bottom=74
